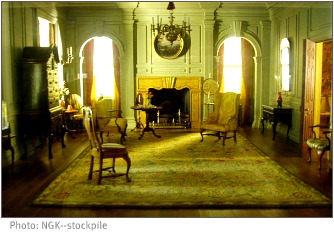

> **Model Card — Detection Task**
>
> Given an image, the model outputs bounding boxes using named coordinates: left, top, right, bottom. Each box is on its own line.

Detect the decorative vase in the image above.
left=277, top=92, right=283, bottom=108
left=59, top=100, right=65, bottom=108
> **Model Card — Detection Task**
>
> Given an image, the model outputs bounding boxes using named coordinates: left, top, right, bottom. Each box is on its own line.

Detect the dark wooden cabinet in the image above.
left=19, top=46, right=65, bottom=159
left=261, top=105, right=292, bottom=140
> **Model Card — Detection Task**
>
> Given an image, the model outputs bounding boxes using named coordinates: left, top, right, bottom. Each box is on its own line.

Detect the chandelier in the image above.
left=151, top=2, right=191, bottom=44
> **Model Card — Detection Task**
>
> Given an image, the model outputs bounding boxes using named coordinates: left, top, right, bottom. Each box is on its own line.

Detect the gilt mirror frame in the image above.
left=154, top=33, right=184, bottom=59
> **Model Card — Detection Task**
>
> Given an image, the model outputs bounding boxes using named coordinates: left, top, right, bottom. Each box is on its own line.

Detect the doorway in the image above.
left=316, top=41, right=332, bottom=126
left=301, top=40, right=332, bottom=157
left=217, top=37, right=255, bottom=126
left=79, top=36, right=121, bottom=110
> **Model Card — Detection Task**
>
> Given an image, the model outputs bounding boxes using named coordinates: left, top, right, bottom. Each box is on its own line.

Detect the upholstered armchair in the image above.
left=69, top=94, right=84, bottom=132
left=306, top=124, right=331, bottom=170
left=95, top=98, right=127, bottom=144
left=200, top=92, right=241, bottom=145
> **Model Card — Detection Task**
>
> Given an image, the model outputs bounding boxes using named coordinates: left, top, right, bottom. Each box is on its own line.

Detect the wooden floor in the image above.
left=1, top=126, right=332, bottom=218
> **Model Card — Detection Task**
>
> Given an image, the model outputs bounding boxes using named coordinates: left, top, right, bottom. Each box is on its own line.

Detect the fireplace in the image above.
left=137, top=76, right=202, bottom=129
left=148, top=88, right=191, bottom=128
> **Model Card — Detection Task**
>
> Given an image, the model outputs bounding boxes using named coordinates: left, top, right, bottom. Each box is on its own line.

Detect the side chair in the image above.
left=69, top=93, right=84, bottom=132
left=306, top=124, right=331, bottom=170
left=83, top=107, right=131, bottom=185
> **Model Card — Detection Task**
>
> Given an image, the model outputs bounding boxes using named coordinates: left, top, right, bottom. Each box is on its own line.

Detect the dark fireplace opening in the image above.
left=148, top=88, right=191, bottom=128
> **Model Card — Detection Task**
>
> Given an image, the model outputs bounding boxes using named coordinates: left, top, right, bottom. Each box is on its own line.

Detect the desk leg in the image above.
left=62, top=124, right=76, bottom=139
left=286, top=124, right=291, bottom=141
left=261, top=118, right=265, bottom=134
left=272, top=122, right=277, bottom=140
left=61, top=126, right=66, bottom=148
left=48, top=133, right=53, bottom=159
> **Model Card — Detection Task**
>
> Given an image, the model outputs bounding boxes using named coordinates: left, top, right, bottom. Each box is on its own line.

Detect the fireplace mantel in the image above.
left=137, top=76, right=202, bottom=128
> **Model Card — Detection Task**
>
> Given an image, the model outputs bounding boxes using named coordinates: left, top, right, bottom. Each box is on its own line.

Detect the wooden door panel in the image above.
left=301, top=39, right=316, bottom=157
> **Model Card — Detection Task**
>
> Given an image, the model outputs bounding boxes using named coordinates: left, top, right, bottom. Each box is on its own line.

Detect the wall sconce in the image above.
left=61, top=46, right=73, bottom=65
left=151, top=2, right=191, bottom=44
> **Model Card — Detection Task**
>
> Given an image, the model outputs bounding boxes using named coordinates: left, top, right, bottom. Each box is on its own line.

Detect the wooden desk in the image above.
left=20, top=107, right=64, bottom=159
left=261, top=105, right=292, bottom=140
left=131, top=106, right=162, bottom=139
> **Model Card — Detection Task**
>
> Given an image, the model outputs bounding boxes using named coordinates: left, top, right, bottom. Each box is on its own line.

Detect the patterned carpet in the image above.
left=33, top=130, right=332, bottom=208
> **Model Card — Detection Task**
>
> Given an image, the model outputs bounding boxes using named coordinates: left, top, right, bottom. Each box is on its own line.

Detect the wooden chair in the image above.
left=306, top=124, right=331, bottom=170
left=200, top=92, right=240, bottom=145
left=69, top=93, right=84, bottom=132
left=83, top=107, right=131, bottom=185
left=95, top=98, right=127, bottom=144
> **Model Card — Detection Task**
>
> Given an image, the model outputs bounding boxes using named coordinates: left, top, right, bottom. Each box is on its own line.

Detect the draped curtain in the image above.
left=84, top=38, right=121, bottom=115
left=217, top=45, right=224, bottom=92
left=112, top=42, right=121, bottom=117
left=241, top=39, right=254, bottom=125
left=85, top=40, right=94, bottom=106
left=218, top=38, right=254, bottom=125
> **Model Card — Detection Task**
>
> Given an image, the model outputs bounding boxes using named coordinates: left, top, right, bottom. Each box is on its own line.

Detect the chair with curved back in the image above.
left=95, top=98, right=127, bottom=144
left=200, top=92, right=240, bottom=145
left=83, top=107, right=131, bottom=184
left=306, top=124, right=331, bottom=170
left=68, top=93, right=84, bottom=132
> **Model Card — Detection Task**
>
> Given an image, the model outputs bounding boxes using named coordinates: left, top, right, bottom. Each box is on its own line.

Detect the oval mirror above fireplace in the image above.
left=154, top=34, right=184, bottom=59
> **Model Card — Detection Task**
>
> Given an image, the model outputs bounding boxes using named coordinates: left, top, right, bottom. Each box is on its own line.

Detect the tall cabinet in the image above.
left=19, top=46, right=65, bottom=159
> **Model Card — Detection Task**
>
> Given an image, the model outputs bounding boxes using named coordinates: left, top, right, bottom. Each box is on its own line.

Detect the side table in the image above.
left=131, top=106, right=162, bottom=139
left=261, top=105, right=292, bottom=140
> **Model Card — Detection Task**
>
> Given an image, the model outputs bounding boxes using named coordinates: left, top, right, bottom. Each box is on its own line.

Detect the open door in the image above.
left=300, top=39, right=316, bottom=158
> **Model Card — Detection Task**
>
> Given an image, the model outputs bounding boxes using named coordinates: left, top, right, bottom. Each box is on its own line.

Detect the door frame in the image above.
left=300, top=39, right=332, bottom=159
left=300, top=39, right=316, bottom=158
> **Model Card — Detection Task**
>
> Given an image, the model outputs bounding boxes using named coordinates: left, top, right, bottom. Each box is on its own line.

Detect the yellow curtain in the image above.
left=218, top=38, right=254, bottom=125
left=112, top=42, right=121, bottom=116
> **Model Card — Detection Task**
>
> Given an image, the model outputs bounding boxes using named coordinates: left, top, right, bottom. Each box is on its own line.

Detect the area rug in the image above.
left=32, top=131, right=332, bottom=208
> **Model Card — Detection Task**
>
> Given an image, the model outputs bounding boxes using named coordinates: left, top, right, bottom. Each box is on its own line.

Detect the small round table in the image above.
left=62, top=109, right=78, bottom=139
left=131, top=106, right=162, bottom=139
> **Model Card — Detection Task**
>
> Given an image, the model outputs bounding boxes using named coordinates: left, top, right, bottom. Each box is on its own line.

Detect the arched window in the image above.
left=222, top=37, right=242, bottom=93
left=281, top=38, right=290, bottom=91
left=93, top=37, right=115, bottom=99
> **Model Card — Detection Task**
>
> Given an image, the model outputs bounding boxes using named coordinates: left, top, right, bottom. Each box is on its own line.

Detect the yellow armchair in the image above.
left=200, top=92, right=240, bottom=145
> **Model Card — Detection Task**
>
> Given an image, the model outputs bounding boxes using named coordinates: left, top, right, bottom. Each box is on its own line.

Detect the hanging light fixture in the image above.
left=151, top=2, right=191, bottom=44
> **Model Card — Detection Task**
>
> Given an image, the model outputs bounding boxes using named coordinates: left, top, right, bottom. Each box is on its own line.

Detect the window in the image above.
left=281, top=38, right=290, bottom=91
left=38, top=17, right=63, bottom=86
left=38, top=17, right=55, bottom=46
left=93, top=37, right=115, bottom=99
left=222, top=37, right=242, bottom=93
